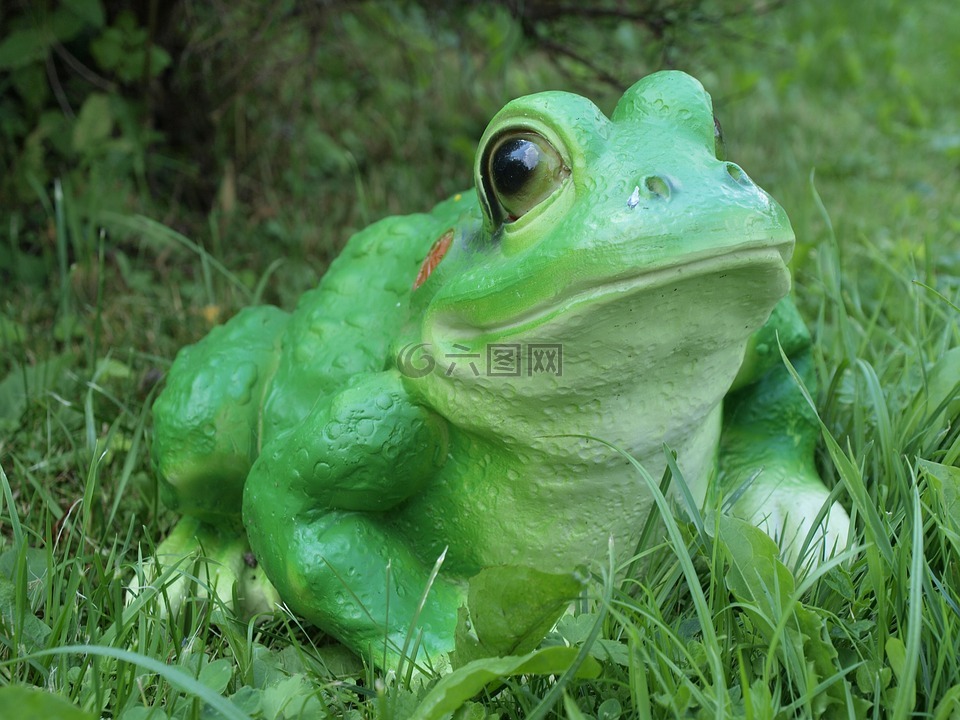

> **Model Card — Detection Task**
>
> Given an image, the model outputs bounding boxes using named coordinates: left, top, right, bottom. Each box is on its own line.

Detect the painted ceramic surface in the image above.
left=151, top=71, right=850, bottom=670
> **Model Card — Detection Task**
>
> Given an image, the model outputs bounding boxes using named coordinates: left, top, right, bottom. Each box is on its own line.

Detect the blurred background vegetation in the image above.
left=1, top=0, right=957, bottom=360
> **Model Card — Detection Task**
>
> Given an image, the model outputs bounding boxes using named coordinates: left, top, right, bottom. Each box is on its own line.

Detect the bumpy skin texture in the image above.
left=151, top=71, right=850, bottom=671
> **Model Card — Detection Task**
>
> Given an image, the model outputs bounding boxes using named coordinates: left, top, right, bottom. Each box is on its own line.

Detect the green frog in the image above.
left=150, top=71, right=850, bottom=671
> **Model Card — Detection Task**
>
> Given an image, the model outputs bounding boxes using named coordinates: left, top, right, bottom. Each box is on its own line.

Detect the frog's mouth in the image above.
left=445, top=242, right=793, bottom=339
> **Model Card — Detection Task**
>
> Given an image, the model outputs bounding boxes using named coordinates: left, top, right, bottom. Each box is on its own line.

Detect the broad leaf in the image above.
left=411, top=646, right=601, bottom=720
left=0, top=685, right=94, bottom=720
left=63, top=0, right=105, bottom=28
left=0, top=576, right=52, bottom=650
left=0, top=28, right=49, bottom=69
left=920, top=459, right=960, bottom=532
left=454, top=565, right=582, bottom=665
left=719, top=515, right=845, bottom=717
left=72, top=94, right=113, bottom=153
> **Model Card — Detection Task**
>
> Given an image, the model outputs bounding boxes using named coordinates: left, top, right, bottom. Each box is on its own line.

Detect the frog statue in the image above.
left=149, top=71, right=850, bottom=672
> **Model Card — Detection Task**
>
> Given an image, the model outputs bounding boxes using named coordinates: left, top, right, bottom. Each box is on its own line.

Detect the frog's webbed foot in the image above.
left=243, top=370, right=463, bottom=670
left=130, top=516, right=280, bottom=619
left=723, top=467, right=850, bottom=568
left=719, top=353, right=851, bottom=568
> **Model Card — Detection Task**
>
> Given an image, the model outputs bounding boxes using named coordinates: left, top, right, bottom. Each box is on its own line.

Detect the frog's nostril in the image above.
left=642, top=175, right=671, bottom=200
left=725, top=162, right=753, bottom=187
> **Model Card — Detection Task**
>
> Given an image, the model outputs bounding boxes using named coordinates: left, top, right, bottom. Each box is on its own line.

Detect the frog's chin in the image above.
left=441, top=242, right=792, bottom=341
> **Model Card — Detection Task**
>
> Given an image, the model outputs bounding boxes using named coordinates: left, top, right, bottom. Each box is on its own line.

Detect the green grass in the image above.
left=2, top=0, right=959, bottom=717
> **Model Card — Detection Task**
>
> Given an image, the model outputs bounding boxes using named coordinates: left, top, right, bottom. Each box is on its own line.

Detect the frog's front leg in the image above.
left=242, top=370, right=464, bottom=671
left=719, top=300, right=850, bottom=566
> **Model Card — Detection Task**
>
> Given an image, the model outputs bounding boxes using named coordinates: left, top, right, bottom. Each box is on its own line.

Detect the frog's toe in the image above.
left=130, top=516, right=280, bottom=619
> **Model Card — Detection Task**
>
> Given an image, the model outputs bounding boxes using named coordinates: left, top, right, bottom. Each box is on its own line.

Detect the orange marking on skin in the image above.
left=413, top=230, right=454, bottom=290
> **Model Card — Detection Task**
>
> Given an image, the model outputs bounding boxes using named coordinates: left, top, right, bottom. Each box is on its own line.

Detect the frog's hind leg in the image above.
left=145, top=305, right=290, bottom=615
left=718, top=351, right=850, bottom=567
left=153, top=305, right=289, bottom=522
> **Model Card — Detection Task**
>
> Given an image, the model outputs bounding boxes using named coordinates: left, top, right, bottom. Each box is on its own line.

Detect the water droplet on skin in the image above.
left=627, top=186, right=641, bottom=208
left=580, top=176, right=599, bottom=193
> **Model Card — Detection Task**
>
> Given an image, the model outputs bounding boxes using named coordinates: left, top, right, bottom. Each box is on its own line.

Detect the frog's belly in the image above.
left=393, top=405, right=721, bottom=578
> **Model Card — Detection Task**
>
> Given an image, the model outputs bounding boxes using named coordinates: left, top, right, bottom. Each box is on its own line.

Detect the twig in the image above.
left=53, top=43, right=117, bottom=93
left=46, top=54, right=74, bottom=120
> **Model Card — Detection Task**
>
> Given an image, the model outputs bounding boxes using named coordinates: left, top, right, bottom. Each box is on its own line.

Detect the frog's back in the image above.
left=260, top=192, right=476, bottom=443
left=152, top=192, right=476, bottom=518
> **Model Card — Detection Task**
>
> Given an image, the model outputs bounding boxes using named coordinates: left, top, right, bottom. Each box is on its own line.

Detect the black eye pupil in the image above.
left=492, top=139, right=540, bottom=195
left=482, top=131, right=567, bottom=223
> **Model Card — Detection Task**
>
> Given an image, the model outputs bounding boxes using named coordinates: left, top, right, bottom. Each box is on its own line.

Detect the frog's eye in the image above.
left=713, top=116, right=726, bottom=161
left=483, top=132, right=567, bottom=222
